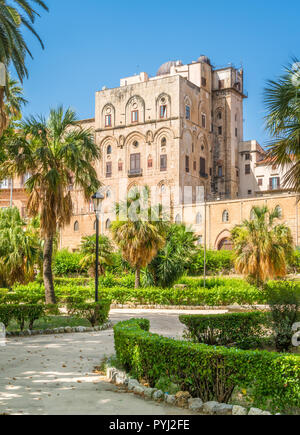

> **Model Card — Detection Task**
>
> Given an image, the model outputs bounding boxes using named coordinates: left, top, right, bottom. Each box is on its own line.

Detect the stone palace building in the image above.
left=1, top=55, right=299, bottom=251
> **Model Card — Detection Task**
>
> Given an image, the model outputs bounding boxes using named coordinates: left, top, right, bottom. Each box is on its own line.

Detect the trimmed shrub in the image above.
left=53, top=249, right=84, bottom=277
left=0, top=305, right=15, bottom=327
left=266, top=281, right=300, bottom=352
left=67, top=300, right=111, bottom=327
left=114, top=319, right=300, bottom=413
left=188, top=250, right=234, bottom=275
left=0, top=304, right=45, bottom=330
left=179, top=312, right=268, bottom=349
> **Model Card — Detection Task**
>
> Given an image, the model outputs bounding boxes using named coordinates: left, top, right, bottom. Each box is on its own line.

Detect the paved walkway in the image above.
left=0, top=309, right=226, bottom=415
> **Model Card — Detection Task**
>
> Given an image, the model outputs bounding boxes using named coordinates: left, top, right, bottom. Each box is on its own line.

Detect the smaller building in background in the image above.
left=239, top=140, right=294, bottom=198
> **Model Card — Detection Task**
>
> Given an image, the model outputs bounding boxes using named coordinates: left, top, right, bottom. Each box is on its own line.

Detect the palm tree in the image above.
left=231, top=206, right=294, bottom=287
left=0, top=207, right=39, bottom=287
left=145, top=223, right=198, bottom=288
left=0, top=73, right=27, bottom=132
left=264, top=59, right=300, bottom=192
left=0, top=106, right=101, bottom=303
left=80, top=235, right=113, bottom=277
left=111, top=187, right=167, bottom=288
left=0, top=0, right=48, bottom=81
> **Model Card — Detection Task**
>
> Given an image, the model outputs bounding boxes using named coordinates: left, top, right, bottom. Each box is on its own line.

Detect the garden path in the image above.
left=0, top=308, right=226, bottom=415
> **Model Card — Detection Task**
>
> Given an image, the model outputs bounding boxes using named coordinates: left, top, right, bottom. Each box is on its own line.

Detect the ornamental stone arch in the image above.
left=156, top=93, right=172, bottom=119
left=125, top=95, right=145, bottom=125
left=215, top=229, right=233, bottom=251
left=101, top=103, right=116, bottom=129
left=99, top=136, right=118, bottom=177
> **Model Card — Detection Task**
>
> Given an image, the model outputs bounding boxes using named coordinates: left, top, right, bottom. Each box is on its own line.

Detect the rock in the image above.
left=261, top=411, right=272, bottom=415
left=188, top=398, right=204, bottom=411
left=106, top=367, right=116, bottom=381
left=115, top=371, right=127, bottom=386
left=64, top=327, right=72, bottom=333
left=165, top=394, right=176, bottom=405
left=127, top=379, right=140, bottom=391
left=232, top=405, right=247, bottom=415
left=173, top=284, right=187, bottom=290
left=144, top=388, right=157, bottom=399
left=153, top=390, right=164, bottom=401
left=58, top=327, right=65, bottom=334
left=203, top=401, right=233, bottom=415
left=133, top=386, right=145, bottom=396
left=75, top=326, right=86, bottom=333
left=175, top=391, right=191, bottom=408
left=248, top=408, right=266, bottom=415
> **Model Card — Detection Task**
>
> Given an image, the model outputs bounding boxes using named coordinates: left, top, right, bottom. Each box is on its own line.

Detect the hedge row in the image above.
left=3, top=284, right=267, bottom=306
left=179, top=312, right=268, bottom=349
left=114, top=319, right=300, bottom=413
left=0, top=304, right=45, bottom=330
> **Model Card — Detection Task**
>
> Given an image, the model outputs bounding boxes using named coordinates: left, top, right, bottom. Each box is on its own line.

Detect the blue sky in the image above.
left=16, top=0, right=300, bottom=147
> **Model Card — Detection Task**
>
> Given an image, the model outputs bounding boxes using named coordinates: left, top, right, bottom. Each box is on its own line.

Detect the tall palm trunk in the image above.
left=135, top=267, right=141, bottom=289
left=43, top=236, right=56, bottom=304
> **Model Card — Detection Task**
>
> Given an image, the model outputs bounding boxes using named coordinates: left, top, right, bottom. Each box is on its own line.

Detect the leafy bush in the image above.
left=188, top=250, right=234, bottom=275
left=179, top=312, right=268, bottom=349
left=114, top=319, right=300, bottom=413
left=0, top=304, right=45, bottom=330
left=53, top=249, right=84, bottom=277
left=2, top=280, right=267, bottom=307
left=0, top=304, right=15, bottom=327
left=67, top=300, right=111, bottom=327
left=289, top=250, right=300, bottom=273
left=266, top=281, right=300, bottom=352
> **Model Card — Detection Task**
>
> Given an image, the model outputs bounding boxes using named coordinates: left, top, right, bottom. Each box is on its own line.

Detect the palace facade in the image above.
left=1, top=55, right=299, bottom=251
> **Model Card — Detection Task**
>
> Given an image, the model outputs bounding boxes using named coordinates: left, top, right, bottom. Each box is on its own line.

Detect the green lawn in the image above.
left=7, top=315, right=91, bottom=332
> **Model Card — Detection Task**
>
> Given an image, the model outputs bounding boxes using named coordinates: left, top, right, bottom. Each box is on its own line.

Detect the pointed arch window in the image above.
left=222, top=210, right=229, bottom=223
left=74, top=221, right=79, bottom=232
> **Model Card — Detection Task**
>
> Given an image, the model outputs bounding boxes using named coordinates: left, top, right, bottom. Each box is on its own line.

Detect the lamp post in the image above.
left=92, top=191, right=104, bottom=302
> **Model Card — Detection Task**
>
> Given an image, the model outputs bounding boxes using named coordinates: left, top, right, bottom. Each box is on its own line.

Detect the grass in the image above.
left=7, top=315, right=91, bottom=332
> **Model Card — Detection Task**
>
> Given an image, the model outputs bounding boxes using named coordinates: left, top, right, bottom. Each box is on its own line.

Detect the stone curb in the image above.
left=110, top=304, right=270, bottom=312
left=106, top=366, right=276, bottom=416
left=6, top=321, right=113, bottom=337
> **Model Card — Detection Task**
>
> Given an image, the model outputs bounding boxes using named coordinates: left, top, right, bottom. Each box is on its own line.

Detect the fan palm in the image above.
left=0, top=207, right=39, bottom=287
left=0, top=106, right=101, bottom=303
left=111, top=187, right=167, bottom=288
left=0, top=0, right=48, bottom=81
left=80, top=234, right=113, bottom=277
left=231, top=206, right=294, bottom=287
left=264, top=59, right=300, bottom=192
left=145, top=224, right=198, bottom=288
left=0, top=73, right=27, bottom=131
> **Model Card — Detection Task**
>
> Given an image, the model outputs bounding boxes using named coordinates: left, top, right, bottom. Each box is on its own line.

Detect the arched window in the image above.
left=147, top=155, right=153, bottom=169
left=93, top=220, right=97, bottom=230
left=175, top=214, right=182, bottom=224
left=222, top=210, right=229, bottom=223
left=74, top=221, right=79, bottom=232
left=107, top=145, right=112, bottom=155
left=106, top=189, right=111, bottom=199
left=133, top=140, right=139, bottom=148
left=275, top=205, right=282, bottom=218
left=105, top=219, right=111, bottom=230
left=161, top=137, right=167, bottom=147
left=196, top=212, right=202, bottom=225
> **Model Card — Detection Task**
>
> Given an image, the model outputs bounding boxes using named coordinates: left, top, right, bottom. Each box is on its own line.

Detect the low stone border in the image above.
left=6, top=321, right=113, bottom=337
left=106, top=366, right=277, bottom=416
left=110, top=304, right=269, bottom=312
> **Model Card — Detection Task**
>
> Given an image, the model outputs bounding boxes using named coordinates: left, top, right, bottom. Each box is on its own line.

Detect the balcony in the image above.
left=199, top=172, right=208, bottom=179
left=128, top=168, right=143, bottom=178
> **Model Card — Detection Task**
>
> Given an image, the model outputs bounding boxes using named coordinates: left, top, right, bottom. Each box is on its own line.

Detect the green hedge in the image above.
left=53, top=249, right=84, bottom=276
left=188, top=250, right=234, bottom=275
left=0, top=304, right=45, bottom=330
left=67, top=300, right=111, bottom=327
left=114, top=319, right=300, bottom=413
left=3, top=281, right=267, bottom=307
left=179, top=312, right=268, bottom=349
